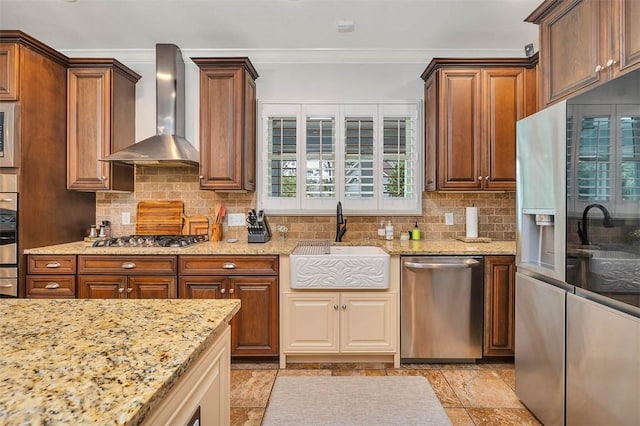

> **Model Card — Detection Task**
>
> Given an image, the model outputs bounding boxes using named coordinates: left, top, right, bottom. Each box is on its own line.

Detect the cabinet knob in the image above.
left=342, top=304, right=347, bottom=310
left=333, top=304, right=339, bottom=310
left=595, top=64, right=604, bottom=73
left=220, top=288, right=226, bottom=294
left=45, top=262, right=61, bottom=268
left=485, top=176, right=490, bottom=181
left=44, top=282, right=60, bottom=289
left=478, top=176, right=483, bottom=180
left=127, top=287, right=133, bottom=293
left=606, top=59, right=617, bottom=68
left=101, top=176, right=107, bottom=181
left=229, top=288, right=234, bottom=294
left=199, top=175, right=204, bottom=179
left=121, top=262, right=136, bottom=269
left=119, top=287, right=124, bottom=293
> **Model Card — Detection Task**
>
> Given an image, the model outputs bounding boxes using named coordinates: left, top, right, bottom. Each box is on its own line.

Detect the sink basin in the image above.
left=588, top=250, right=640, bottom=292
left=290, top=245, right=390, bottom=289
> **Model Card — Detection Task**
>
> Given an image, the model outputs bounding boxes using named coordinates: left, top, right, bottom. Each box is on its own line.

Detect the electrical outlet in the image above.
left=227, top=213, right=245, bottom=227
left=122, top=212, right=131, bottom=225
left=445, top=212, right=454, bottom=225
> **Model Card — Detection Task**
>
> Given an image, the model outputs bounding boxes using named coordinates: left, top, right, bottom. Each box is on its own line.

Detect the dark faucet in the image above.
left=336, top=201, right=347, bottom=242
left=577, top=203, right=615, bottom=245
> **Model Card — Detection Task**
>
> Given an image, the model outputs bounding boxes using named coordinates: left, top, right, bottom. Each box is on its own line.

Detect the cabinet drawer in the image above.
left=28, top=255, right=77, bottom=274
left=26, top=275, right=76, bottom=298
left=179, top=255, right=278, bottom=276
left=78, top=255, right=177, bottom=275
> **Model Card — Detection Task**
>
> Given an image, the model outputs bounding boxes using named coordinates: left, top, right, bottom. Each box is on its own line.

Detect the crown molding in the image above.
left=61, top=47, right=527, bottom=65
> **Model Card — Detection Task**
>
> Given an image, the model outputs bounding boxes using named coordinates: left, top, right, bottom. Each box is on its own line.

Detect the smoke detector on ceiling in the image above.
left=337, top=20, right=355, bottom=33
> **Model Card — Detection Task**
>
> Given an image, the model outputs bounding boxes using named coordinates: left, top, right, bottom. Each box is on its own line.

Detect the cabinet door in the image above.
left=0, top=43, right=19, bottom=100
left=179, top=276, right=227, bottom=299
left=229, top=276, right=278, bottom=356
left=437, top=69, right=482, bottom=190
left=78, top=275, right=126, bottom=299
left=540, top=0, right=608, bottom=105
left=282, top=292, right=340, bottom=352
left=484, top=256, right=516, bottom=356
left=482, top=68, right=525, bottom=190
left=242, top=69, right=257, bottom=191
left=614, top=0, right=640, bottom=77
left=199, top=67, right=244, bottom=190
left=340, top=292, right=397, bottom=352
left=129, top=276, right=177, bottom=299
left=424, top=73, right=437, bottom=191
left=67, top=68, right=113, bottom=191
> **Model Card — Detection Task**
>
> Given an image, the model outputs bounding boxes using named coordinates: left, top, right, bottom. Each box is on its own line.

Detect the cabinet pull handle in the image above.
left=595, top=64, right=604, bottom=73
left=101, top=176, right=107, bottom=181
left=127, top=288, right=133, bottom=293
left=199, top=175, right=204, bottom=179
left=121, top=262, right=136, bottom=269
left=220, top=288, right=226, bottom=293
left=119, top=287, right=124, bottom=293
left=45, top=262, right=61, bottom=268
left=229, top=288, right=234, bottom=294
left=0, top=198, right=14, bottom=202
left=333, top=304, right=339, bottom=310
left=0, top=284, right=12, bottom=288
left=342, top=304, right=347, bottom=310
left=605, top=59, right=617, bottom=68
left=485, top=176, right=490, bottom=181
left=222, top=262, right=236, bottom=269
left=478, top=176, right=483, bottom=180
left=44, top=282, right=60, bottom=289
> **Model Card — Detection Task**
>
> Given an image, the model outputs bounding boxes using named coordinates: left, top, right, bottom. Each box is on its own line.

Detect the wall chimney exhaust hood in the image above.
left=101, top=43, right=199, bottom=167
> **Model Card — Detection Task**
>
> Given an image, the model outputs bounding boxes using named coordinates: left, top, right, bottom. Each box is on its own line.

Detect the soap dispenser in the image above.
left=385, top=220, right=394, bottom=240
left=378, top=221, right=386, bottom=240
left=411, top=222, right=421, bottom=240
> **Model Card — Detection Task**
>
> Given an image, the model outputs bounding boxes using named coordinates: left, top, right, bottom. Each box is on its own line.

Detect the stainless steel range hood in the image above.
left=101, top=43, right=199, bottom=167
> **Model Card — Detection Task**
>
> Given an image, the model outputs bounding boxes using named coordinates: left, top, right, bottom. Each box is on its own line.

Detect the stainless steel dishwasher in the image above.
left=401, top=256, right=483, bottom=360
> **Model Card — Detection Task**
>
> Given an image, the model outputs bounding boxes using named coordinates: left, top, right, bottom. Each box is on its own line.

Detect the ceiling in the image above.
left=0, top=0, right=540, bottom=61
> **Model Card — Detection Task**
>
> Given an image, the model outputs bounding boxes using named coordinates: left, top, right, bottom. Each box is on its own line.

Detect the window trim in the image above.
left=258, top=101, right=423, bottom=215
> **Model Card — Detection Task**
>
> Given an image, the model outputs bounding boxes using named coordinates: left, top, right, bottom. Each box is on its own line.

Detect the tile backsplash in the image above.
left=97, top=167, right=516, bottom=241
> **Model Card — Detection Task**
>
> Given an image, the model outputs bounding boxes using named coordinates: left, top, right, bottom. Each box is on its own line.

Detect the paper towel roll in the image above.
left=466, top=207, right=478, bottom=238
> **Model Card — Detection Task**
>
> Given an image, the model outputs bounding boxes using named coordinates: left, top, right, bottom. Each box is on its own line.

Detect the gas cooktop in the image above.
left=92, top=234, right=209, bottom=248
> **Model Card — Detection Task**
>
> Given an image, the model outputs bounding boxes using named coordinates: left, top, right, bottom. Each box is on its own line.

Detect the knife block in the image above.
left=248, top=228, right=270, bottom=243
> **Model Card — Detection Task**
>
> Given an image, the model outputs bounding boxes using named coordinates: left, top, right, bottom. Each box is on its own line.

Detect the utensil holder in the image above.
left=211, top=224, right=223, bottom=241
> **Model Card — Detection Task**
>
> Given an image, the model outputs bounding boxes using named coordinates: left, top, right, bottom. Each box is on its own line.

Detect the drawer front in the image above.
left=179, top=255, right=278, bottom=276
left=78, top=255, right=177, bottom=275
left=28, top=255, right=77, bottom=274
left=26, top=275, right=76, bottom=298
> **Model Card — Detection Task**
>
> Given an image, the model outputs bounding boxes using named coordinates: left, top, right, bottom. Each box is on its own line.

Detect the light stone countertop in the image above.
left=0, top=298, right=240, bottom=425
left=24, top=238, right=515, bottom=256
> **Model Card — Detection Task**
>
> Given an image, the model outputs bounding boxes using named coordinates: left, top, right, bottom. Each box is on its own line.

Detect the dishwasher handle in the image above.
left=404, top=259, right=480, bottom=269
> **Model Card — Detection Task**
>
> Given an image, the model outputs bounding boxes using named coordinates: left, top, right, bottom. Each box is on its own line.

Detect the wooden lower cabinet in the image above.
left=77, top=255, right=178, bottom=299
left=179, top=255, right=279, bottom=357
left=282, top=292, right=397, bottom=353
left=26, top=255, right=77, bottom=298
left=483, top=255, right=516, bottom=357
left=77, top=275, right=177, bottom=299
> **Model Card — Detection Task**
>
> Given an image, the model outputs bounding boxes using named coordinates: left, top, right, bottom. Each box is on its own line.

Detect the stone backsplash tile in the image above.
left=96, top=168, right=516, bottom=241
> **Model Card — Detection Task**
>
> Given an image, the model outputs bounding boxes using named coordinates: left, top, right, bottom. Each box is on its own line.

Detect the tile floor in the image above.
left=230, top=362, right=541, bottom=426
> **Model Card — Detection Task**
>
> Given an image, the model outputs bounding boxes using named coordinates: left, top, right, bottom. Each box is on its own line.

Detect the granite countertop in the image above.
left=24, top=238, right=515, bottom=256
left=0, top=299, right=240, bottom=425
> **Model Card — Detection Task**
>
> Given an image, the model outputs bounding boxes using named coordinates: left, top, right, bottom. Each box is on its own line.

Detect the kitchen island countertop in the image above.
left=0, top=298, right=240, bottom=425
left=24, top=238, right=515, bottom=256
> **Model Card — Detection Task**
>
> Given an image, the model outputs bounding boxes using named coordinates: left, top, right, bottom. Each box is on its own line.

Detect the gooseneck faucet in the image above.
left=336, top=201, right=347, bottom=242
left=577, top=203, right=615, bottom=246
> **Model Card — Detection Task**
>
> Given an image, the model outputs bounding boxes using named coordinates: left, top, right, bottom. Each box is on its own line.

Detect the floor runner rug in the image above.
left=262, top=375, right=452, bottom=426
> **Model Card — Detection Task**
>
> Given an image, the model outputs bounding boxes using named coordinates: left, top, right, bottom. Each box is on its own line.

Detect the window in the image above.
left=259, top=102, right=422, bottom=214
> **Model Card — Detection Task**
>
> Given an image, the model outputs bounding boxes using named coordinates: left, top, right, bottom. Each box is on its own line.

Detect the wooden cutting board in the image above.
left=136, top=200, right=184, bottom=235
left=182, top=215, right=210, bottom=236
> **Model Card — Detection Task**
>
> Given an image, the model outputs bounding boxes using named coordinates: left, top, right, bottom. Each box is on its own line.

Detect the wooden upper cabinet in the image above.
left=192, top=58, right=259, bottom=191
left=67, top=59, right=140, bottom=192
left=421, top=58, right=537, bottom=191
left=528, top=0, right=640, bottom=106
left=0, top=43, right=19, bottom=100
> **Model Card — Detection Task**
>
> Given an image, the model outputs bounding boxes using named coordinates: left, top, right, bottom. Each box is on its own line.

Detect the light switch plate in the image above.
left=227, top=213, right=246, bottom=227
left=445, top=212, right=454, bottom=225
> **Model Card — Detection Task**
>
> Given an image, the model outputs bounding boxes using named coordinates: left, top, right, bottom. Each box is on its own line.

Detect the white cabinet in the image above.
left=282, top=292, right=397, bottom=353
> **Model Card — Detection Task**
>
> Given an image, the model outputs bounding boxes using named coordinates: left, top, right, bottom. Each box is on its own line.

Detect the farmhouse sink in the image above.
left=587, top=250, right=640, bottom=292
left=290, top=245, right=390, bottom=289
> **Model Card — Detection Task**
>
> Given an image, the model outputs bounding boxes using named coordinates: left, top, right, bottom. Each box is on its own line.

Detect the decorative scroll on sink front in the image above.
left=290, top=247, right=390, bottom=289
